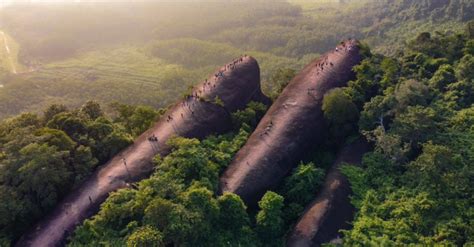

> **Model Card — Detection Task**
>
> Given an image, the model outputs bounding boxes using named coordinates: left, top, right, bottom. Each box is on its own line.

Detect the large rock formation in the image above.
left=16, top=56, right=269, bottom=247
left=220, top=40, right=362, bottom=205
left=287, top=139, right=369, bottom=247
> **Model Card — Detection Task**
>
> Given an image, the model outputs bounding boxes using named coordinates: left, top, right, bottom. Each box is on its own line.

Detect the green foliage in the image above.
left=348, top=55, right=385, bottom=106
left=343, top=189, right=437, bottom=246
left=43, top=104, right=68, bottom=123
left=80, top=100, right=103, bottom=120
left=0, top=101, right=143, bottom=243
left=256, top=191, right=285, bottom=246
left=380, top=57, right=400, bottom=87
left=268, top=68, right=297, bottom=99
left=231, top=101, right=268, bottom=130
left=455, top=54, right=474, bottom=80
left=464, top=39, right=474, bottom=55
left=126, top=226, right=164, bottom=247
left=70, top=104, right=257, bottom=246
left=110, top=103, right=163, bottom=137
left=343, top=29, right=474, bottom=245
left=278, top=162, right=325, bottom=224
left=390, top=106, right=438, bottom=147
left=393, top=79, right=431, bottom=111
left=429, top=64, right=457, bottom=91
left=322, top=88, right=359, bottom=143
left=217, top=193, right=249, bottom=232
left=323, top=88, right=358, bottom=126
left=282, top=162, right=325, bottom=206
left=443, top=79, right=474, bottom=109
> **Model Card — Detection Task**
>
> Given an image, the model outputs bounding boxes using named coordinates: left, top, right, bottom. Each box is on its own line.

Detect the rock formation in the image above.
left=16, top=56, right=269, bottom=247
left=220, top=40, right=362, bottom=205
left=286, top=139, right=369, bottom=246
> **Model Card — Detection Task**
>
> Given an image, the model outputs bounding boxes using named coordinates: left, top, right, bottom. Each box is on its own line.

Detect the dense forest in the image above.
left=1, top=25, right=472, bottom=247
left=0, top=0, right=472, bottom=118
left=66, top=27, right=474, bottom=246
left=0, top=0, right=473, bottom=246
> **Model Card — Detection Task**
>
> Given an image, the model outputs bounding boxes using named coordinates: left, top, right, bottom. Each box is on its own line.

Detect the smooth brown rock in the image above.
left=287, top=139, right=370, bottom=247
left=220, top=40, right=362, bottom=205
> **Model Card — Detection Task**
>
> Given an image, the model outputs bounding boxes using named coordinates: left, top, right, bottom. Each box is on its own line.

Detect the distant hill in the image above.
left=0, top=0, right=471, bottom=119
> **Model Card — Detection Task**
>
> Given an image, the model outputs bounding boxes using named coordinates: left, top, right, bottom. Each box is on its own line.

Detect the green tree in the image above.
left=16, top=143, right=71, bottom=210
left=111, top=103, right=161, bottom=137
left=464, top=40, right=474, bottom=56
left=179, top=186, right=219, bottom=244
left=231, top=101, right=268, bottom=130
left=359, top=94, right=395, bottom=131
left=80, top=100, right=103, bottom=120
left=217, top=193, right=249, bottom=231
left=143, top=197, right=195, bottom=245
left=406, top=143, right=462, bottom=196
left=282, top=162, right=324, bottom=205
left=34, top=128, right=75, bottom=151
left=380, top=57, right=400, bottom=87
left=429, top=64, right=457, bottom=91
left=43, top=104, right=68, bottom=123
left=92, top=130, right=132, bottom=163
left=342, top=189, right=435, bottom=246
left=158, top=138, right=219, bottom=190
left=70, top=145, right=98, bottom=185
left=393, top=79, right=430, bottom=113
left=444, top=79, right=474, bottom=109
left=323, top=88, right=358, bottom=126
left=127, top=226, right=164, bottom=247
left=390, top=106, right=438, bottom=148
left=126, top=106, right=160, bottom=137
left=256, top=191, right=284, bottom=245
left=46, top=112, right=88, bottom=139
left=322, top=88, right=359, bottom=142
left=466, top=20, right=474, bottom=39
left=455, top=54, right=474, bottom=80
left=269, top=68, right=296, bottom=99
left=449, top=106, right=474, bottom=130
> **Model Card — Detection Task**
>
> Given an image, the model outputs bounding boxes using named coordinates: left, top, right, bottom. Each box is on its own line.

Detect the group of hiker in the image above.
left=148, top=134, right=158, bottom=142
left=260, top=120, right=274, bottom=137
left=263, top=41, right=357, bottom=138
left=307, top=42, right=354, bottom=97
left=147, top=55, right=249, bottom=145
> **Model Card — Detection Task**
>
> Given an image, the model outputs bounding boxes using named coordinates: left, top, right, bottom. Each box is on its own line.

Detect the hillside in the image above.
left=0, top=0, right=472, bottom=119
left=62, top=29, right=472, bottom=246
left=0, top=1, right=472, bottom=246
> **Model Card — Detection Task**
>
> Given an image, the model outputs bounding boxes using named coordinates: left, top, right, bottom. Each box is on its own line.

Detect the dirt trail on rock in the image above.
left=287, top=139, right=370, bottom=247
left=219, top=40, right=362, bottom=205
left=16, top=56, right=268, bottom=247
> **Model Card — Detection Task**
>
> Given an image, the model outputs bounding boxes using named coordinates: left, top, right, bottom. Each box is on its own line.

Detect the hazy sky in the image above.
left=0, top=0, right=214, bottom=7
left=0, top=0, right=155, bottom=7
